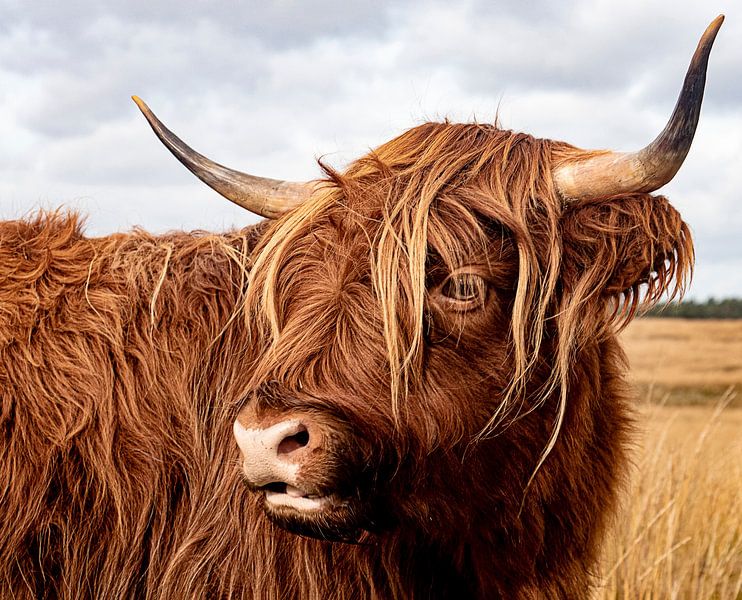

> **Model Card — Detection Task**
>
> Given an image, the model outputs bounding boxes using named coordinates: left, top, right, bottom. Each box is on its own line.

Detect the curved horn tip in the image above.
left=554, top=16, right=724, bottom=202
left=131, top=95, right=146, bottom=110
left=132, top=96, right=159, bottom=124
left=707, top=14, right=725, bottom=33
left=131, top=95, right=310, bottom=218
left=696, top=15, right=724, bottom=54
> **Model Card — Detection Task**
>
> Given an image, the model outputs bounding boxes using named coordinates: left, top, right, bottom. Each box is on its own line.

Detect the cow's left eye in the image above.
left=437, top=272, right=486, bottom=310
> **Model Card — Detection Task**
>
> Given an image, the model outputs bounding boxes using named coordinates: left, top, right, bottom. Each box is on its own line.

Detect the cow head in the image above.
left=135, top=18, right=721, bottom=542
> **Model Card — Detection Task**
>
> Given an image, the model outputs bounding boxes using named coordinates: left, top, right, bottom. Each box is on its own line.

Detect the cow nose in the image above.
left=233, top=418, right=312, bottom=487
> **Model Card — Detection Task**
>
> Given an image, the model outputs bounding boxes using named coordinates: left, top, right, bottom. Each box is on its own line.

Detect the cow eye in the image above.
left=437, top=272, right=486, bottom=310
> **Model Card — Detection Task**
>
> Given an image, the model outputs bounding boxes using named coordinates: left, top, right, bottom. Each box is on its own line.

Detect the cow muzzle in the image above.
left=233, top=413, right=335, bottom=512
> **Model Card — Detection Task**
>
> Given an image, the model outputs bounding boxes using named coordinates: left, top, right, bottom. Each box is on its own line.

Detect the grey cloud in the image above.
left=0, top=0, right=396, bottom=55
left=388, top=1, right=737, bottom=119
left=5, top=20, right=271, bottom=138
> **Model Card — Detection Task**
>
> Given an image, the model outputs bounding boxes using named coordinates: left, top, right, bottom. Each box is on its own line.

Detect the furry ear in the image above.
left=559, top=194, right=693, bottom=314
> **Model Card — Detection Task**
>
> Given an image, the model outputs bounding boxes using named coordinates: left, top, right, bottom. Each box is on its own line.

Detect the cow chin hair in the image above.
left=265, top=502, right=372, bottom=543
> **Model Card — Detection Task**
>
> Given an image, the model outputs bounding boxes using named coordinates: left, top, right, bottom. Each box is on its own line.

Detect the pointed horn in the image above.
left=132, top=96, right=311, bottom=218
left=554, top=15, right=724, bottom=202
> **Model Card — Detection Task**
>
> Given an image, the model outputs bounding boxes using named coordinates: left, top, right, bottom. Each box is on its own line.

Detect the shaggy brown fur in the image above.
left=0, top=122, right=691, bottom=598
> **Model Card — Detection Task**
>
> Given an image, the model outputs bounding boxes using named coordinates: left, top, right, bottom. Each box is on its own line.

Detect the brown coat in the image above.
left=0, top=124, right=692, bottom=598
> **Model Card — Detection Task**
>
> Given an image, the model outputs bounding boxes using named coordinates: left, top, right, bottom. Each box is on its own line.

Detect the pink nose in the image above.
left=233, top=418, right=312, bottom=487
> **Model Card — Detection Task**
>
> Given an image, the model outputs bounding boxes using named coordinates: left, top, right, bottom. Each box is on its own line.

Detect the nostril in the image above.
left=277, top=426, right=309, bottom=455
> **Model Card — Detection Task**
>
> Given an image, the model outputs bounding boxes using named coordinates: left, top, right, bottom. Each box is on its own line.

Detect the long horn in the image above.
left=132, top=96, right=311, bottom=218
left=554, top=15, right=724, bottom=202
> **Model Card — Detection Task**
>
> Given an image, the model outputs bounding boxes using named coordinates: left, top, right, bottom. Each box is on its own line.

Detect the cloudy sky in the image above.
left=0, top=0, right=739, bottom=298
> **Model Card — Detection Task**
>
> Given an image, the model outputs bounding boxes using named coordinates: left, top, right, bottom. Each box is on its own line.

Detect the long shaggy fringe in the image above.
left=246, top=123, right=692, bottom=456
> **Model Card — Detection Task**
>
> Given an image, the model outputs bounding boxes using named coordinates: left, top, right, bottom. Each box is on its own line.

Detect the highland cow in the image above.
left=0, top=16, right=723, bottom=599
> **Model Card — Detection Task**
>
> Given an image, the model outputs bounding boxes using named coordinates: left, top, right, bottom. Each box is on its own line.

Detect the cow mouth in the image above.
left=260, top=482, right=369, bottom=542
left=261, top=482, right=337, bottom=512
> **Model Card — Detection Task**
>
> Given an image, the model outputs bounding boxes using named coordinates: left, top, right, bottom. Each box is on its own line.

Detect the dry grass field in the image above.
left=621, top=318, right=742, bottom=406
left=597, top=319, right=742, bottom=599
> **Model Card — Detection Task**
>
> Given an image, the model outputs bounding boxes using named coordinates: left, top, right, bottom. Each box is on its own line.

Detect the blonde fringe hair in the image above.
left=244, top=122, right=693, bottom=471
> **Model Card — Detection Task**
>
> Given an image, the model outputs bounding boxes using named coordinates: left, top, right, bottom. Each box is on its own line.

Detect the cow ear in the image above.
left=559, top=194, right=693, bottom=308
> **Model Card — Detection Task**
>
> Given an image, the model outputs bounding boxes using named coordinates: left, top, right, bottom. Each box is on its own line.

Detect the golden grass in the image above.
left=598, top=319, right=742, bottom=598
left=622, top=319, right=742, bottom=406
left=599, top=399, right=742, bottom=599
